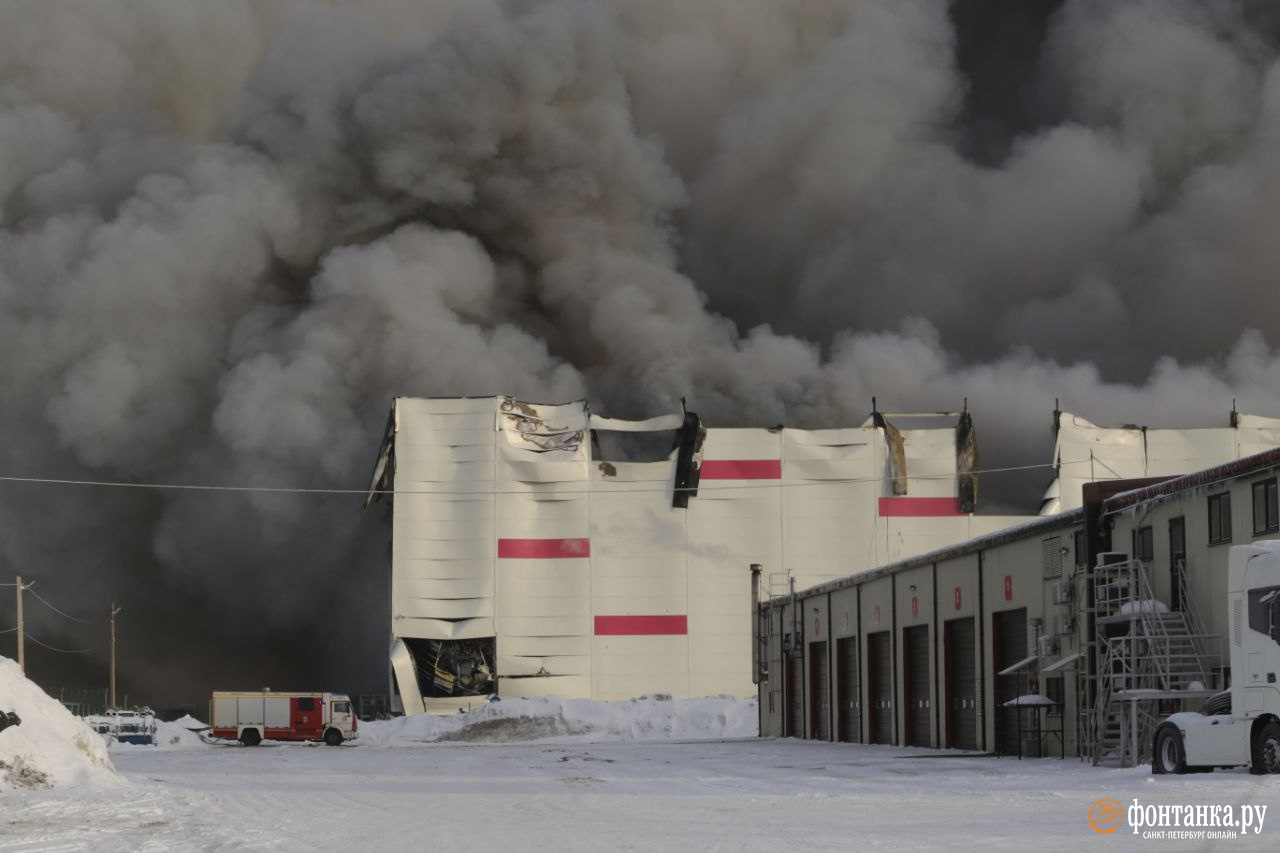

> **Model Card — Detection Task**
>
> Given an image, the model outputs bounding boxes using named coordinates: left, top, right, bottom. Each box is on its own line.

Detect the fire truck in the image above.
left=210, top=691, right=358, bottom=746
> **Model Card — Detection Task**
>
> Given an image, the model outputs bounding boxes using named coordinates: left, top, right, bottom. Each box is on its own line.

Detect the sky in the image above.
left=5, top=0, right=1280, bottom=705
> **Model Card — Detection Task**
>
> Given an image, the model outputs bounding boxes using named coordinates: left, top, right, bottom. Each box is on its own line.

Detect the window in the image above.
left=1041, top=536, right=1063, bottom=579
left=297, top=697, right=315, bottom=712
left=333, top=701, right=350, bottom=714
left=1253, top=479, right=1279, bottom=536
left=1073, top=530, right=1087, bottom=569
left=1169, top=517, right=1186, bottom=612
left=1208, top=493, right=1232, bottom=545
left=1045, top=676, right=1064, bottom=717
left=1132, top=526, right=1153, bottom=562
left=1247, top=586, right=1280, bottom=642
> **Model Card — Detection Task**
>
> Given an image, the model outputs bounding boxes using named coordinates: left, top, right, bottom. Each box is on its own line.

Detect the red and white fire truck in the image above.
left=209, top=691, right=358, bottom=746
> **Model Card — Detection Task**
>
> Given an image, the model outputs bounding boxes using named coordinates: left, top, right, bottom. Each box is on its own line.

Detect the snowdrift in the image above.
left=0, top=657, right=119, bottom=791
left=361, top=694, right=757, bottom=746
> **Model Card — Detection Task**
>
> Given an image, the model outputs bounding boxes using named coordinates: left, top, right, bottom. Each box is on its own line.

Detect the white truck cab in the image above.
left=1153, top=541, right=1280, bottom=774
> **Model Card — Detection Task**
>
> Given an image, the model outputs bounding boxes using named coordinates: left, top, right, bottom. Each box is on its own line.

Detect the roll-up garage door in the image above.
left=945, top=617, right=977, bottom=750
left=903, top=625, right=931, bottom=747
left=837, top=637, right=860, bottom=743
left=867, top=631, right=893, bottom=744
left=786, top=653, right=804, bottom=738
left=993, top=608, right=1028, bottom=756
left=809, top=642, right=830, bottom=741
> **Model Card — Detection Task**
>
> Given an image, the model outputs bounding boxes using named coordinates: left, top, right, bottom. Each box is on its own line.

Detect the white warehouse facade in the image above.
left=365, top=396, right=1024, bottom=714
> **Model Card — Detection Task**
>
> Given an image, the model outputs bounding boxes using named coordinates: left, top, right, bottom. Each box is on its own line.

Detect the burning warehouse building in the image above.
left=365, top=396, right=1027, bottom=714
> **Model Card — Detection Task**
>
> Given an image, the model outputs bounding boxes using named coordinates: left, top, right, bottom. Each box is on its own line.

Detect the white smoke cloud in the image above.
left=5, top=0, right=1280, bottom=701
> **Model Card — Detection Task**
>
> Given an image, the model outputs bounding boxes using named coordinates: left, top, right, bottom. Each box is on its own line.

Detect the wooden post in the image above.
left=15, top=576, right=24, bottom=674
left=109, top=603, right=121, bottom=710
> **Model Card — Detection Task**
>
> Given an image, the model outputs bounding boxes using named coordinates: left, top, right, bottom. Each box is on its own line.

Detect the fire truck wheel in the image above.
left=1152, top=725, right=1186, bottom=775
left=324, top=728, right=343, bottom=747
left=1251, top=721, right=1280, bottom=774
left=239, top=728, right=262, bottom=747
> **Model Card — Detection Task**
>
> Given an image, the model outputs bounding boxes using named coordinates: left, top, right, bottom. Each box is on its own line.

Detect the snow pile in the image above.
left=0, top=657, right=120, bottom=791
left=361, top=695, right=757, bottom=746
left=155, top=715, right=210, bottom=748
left=1117, top=599, right=1170, bottom=615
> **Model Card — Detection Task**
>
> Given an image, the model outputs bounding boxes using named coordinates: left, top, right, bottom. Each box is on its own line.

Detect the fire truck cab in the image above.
left=210, top=691, right=358, bottom=746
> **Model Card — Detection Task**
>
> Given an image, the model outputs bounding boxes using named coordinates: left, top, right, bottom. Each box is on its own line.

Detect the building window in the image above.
left=1045, top=676, right=1064, bottom=717
left=1132, top=526, right=1153, bottom=562
left=1073, top=529, right=1087, bottom=569
left=1252, top=479, right=1278, bottom=536
left=1041, top=536, right=1063, bottom=579
left=1208, top=492, right=1232, bottom=545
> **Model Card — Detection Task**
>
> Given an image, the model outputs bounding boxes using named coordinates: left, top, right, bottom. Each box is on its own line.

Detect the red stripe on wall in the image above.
left=497, top=538, right=591, bottom=558
left=877, top=497, right=965, bottom=517
left=699, top=459, right=782, bottom=480
left=594, top=615, right=688, bottom=635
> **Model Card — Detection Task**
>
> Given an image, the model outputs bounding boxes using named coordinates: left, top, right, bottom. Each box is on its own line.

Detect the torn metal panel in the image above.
left=671, top=411, right=706, bottom=508
left=498, top=396, right=588, bottom=454
left=588, top=413, right=685, bottom=432
left=362, top=403, right=398, bottom=510
left=872, top=412, right=909, bottom=495
left=956, top=410, right=979, bottom=513
left=390, top=639, right=425, bottom=716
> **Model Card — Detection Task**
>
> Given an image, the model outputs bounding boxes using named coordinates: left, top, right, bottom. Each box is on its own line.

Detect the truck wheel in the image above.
left=324, top=728, right=343, bottom=747
left=239, top=728, right=262, bottom=747
left=1251, top=721, right=1280, bottom=774
left=1152, top=726, right=1186, bottom=775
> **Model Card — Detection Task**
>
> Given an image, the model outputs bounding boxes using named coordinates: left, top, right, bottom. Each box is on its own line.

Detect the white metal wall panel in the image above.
left=494, top=399, right=593, bottom=697
left=783, top=429, right=878, bottom=590
left=685, top=429, right=783, bottom=698
left=392, top=399, right=497, bottom=646
left=901, top=428, right=958, bottom=497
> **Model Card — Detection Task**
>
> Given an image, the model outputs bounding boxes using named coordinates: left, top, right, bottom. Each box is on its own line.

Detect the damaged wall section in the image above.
left=1041, top=410, right=1280, bottom=514
left=370, top=396, right=1007, bottom=714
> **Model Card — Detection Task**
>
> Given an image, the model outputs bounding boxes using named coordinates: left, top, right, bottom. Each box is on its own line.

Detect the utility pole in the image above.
left=15, top=576, right=24, bottom=674
left=109, top=603, right=122, bottom=710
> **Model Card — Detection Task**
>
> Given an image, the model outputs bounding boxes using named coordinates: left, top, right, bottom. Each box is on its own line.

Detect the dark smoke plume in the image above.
left=4, top=0, right=1280, bottom=705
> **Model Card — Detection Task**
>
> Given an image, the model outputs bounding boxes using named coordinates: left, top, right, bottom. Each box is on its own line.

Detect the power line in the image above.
left=22, top=632, right=93, bottom=655
left=0, top=459, right=1067, bottom=498
left=27, top=587, right=93, bottom=625
left=0, top=626, right=16, bottom=634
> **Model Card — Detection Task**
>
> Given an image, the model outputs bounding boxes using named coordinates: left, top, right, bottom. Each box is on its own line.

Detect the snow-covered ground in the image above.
left=4, top=729, right=1280, bottom=850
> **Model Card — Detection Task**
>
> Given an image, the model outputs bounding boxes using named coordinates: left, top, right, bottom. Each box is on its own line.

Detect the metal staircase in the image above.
left=1088, top=556, right=1217, bottom=767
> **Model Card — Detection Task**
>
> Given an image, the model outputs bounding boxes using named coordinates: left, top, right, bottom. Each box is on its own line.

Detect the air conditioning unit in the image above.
left=1055, top=614, right=1075, bottom=636
left=1052, top=580, right=1072, bottom=605
left=1037, top=634, right=1060, bottom=657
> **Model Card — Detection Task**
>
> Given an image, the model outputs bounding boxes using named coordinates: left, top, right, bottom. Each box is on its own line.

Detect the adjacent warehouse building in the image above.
left=365, top=396, right=1027, bottom=713
left=756, top=429, right=1280, bottom=766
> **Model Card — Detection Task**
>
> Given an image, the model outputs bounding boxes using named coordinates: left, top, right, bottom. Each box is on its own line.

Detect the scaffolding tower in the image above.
left=1088, top=555, right=1218, bottom=767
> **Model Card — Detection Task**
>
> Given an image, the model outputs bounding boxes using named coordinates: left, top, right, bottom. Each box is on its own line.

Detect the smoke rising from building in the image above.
left=5, top=0, right=1280, bottom=702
